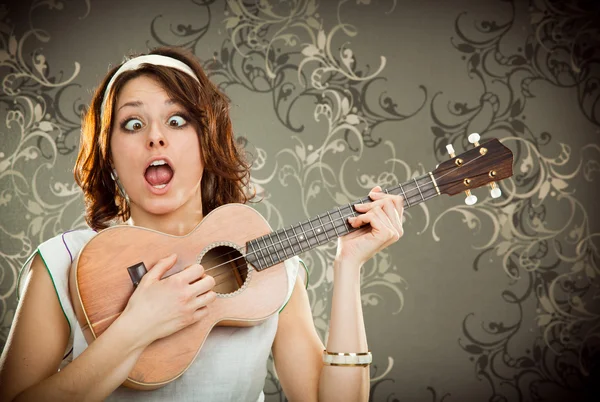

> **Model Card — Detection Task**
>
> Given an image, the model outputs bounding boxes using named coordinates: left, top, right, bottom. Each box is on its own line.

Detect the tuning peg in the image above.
left=490, top=182, right=502, bottom=198
left=468, top=133, right=481, bottom=147
left=464, top=190, right=478, bottom=205
left=446, top=144, right=456, bottom=158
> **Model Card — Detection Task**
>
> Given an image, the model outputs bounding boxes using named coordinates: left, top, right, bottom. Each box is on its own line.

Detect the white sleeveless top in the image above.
left=19, top=229, right=301, bottom=402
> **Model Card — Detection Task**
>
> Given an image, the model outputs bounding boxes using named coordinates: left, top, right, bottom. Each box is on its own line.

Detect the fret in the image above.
left=422, top=175, right=435, bottom=201
left=265, top=236, right=280, bottom=261
left=429, top=171, right=441, bottom=195
left=298, top=222, right=310, bottom=248
left=420, top=175, right=434, bottom=202
left=399, top=184, right=410, bottom=207
left=255, top=240, right=267, bottom=270
left=343, top=205, right=354, bottom=232
left=269, top=234, right=282, bottom=262
left=336, top=207, right=349, bottom=234
left=316, top=214, right=332, bottom=242
left=384, top=188, right=390, bottom=194
left=307, top=219, right=320, bottom=244
left=326, top=211, right=339, bottom=237
left=274, top=230, right=289, bottom=259
left=314, top=217, right=326, bottom=242
left=261, top=237, right=276, bottom=266
left=246, top=241, right=255, bottom=269
left=414, top=178, right=424, bottom=201
left=348, top=203, right=358, bottom=217
left=283, top=227, right=297, bottom=254
left=290, top=224, right=304, bottom=253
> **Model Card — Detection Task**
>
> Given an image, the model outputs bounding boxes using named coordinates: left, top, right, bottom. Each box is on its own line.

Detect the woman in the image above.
left=0, top=46, right=404, bottom=401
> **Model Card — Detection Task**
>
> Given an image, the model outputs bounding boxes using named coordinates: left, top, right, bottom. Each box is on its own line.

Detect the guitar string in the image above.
left=207, top=190, right=441, bottom=286
left=205, top=185, right=432, bottom=269
left=192, top=151, right=488, bottom=285
left=203, top=151, right=489, bottom=283
left=200, top=175, right=432, bottom=271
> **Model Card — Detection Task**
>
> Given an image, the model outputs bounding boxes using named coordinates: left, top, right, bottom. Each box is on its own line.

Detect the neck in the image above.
left=246, top=172, right=441, bottom=271
left=127, top=188, right=204, bottom=236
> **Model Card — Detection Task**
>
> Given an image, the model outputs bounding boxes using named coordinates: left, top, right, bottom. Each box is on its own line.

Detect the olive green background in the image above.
left=1, top=0, right=599, bottom=400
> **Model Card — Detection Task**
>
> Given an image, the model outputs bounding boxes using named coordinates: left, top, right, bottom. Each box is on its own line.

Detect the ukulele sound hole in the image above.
left=199, top=245, right=249, bottom=295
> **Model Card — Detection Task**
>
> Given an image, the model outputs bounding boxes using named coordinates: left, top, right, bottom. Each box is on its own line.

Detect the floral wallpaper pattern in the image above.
left=0, top=0, right=598, bottom=401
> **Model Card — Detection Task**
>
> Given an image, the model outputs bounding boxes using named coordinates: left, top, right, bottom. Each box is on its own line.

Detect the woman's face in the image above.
left=110, top=74, right=204, bottom=217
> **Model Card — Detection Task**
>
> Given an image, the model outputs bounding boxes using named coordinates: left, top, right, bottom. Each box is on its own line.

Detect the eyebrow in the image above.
left=116, top=99, right=178, bottom=112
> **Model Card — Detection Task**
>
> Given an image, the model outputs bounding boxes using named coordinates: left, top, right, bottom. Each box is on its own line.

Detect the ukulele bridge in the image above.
left=127, top=262, right=147, bottom=287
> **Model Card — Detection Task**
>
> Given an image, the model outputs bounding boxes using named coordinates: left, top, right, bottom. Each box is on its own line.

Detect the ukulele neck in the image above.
left=246, top=172, right=440, bottom=271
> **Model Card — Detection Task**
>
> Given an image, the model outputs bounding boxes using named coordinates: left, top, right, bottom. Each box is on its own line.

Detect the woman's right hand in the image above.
left=119, top=254, right=216, bottom=349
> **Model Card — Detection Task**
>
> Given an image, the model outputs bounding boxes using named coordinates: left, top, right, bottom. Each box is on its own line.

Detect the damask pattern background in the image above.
left=1, top=0, right=599, bottom=401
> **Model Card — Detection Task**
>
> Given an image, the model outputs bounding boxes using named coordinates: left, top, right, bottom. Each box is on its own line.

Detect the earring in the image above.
left=111, top=169, right=129, bottom=203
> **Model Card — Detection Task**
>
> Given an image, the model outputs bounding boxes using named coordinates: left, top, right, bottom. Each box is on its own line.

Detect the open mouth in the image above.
left=144, top=159, right=174, bottom=189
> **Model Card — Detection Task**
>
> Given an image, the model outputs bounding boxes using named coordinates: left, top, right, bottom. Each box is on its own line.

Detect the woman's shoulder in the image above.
left=19, top=229, right=97, bottom=292
left=36, top=228, right=97, bottom=260
left=18, top=228, right=98, bottom=323
left=39, top=228, right=97, bottom=247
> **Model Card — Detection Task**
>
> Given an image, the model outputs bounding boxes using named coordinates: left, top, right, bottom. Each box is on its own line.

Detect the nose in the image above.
left=146, top=123, right=168, bottom=149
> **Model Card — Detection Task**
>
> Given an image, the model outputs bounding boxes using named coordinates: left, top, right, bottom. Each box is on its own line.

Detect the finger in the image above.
left=367, top=188, right=397, bottom=201
left=372, top=203, right=396, bottom=232
left=367, top=187, right=383, bottom=201
left=380, top=198, right=403, bottom=238
left=348, top=210, right=371, bottom=228
left=190, top=305, right=210, bottom=323
left=391, top=196, right=405, bottom=237
left=349, top=205, right=388, bottom=231
left=146, top=254, right=178, bottom=281
left=177, top=263, right=205, bottom=284
left=371, top=205, right=400, bottom=244
left=354, top=190, right=384, bottom=213
left=192, top=290, right=217, bottom=310
left=354, top=193, right=403, bottom=212
left=189, top=274, right=216, bottom=296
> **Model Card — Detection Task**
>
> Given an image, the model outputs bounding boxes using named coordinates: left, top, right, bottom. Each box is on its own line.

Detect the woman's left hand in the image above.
left=336, top=186, right=404, bottom=267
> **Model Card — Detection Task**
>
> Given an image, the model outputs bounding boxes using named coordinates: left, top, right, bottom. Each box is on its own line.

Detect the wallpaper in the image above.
left=0, top=0, right=599, bottom=401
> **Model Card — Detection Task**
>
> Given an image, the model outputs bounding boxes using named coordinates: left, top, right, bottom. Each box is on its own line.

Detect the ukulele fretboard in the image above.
left=246, top=172, right=440, bottom=271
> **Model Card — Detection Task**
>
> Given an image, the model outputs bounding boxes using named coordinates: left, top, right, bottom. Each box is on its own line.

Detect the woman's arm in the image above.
left=273, top=187, right=404, bottom=401
left=0, top=253, right=216, bottom=401
left=272, top=258, right=370, bottom=402
left=0, top=254, right=145, bottom=401
left=272, top=276, right=324, bottom=402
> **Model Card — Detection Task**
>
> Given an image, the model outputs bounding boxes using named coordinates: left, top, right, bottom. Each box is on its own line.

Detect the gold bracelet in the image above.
left=322, top=350, right=372, bottom=366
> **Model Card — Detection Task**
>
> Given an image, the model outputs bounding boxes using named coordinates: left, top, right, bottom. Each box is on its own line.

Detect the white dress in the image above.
left=19, top=228, right=301, bottom=402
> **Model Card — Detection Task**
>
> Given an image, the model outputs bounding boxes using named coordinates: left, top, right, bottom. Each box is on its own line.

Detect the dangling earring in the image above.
left=111, top=169, right=130, bottom=204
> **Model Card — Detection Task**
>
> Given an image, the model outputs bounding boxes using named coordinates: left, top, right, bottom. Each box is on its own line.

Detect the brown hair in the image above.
left=74, top=46, right=252, bottom=231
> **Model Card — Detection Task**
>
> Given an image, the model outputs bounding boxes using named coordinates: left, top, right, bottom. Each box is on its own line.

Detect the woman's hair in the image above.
left=74, top=46, right=252, bottom=231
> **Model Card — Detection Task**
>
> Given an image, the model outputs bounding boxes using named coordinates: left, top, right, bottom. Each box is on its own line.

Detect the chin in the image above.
left=141, top=200, right=182, bottom=216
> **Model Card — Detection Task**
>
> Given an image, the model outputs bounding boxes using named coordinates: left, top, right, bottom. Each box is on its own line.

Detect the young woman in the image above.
left=0, top=46, right=404, bottom=401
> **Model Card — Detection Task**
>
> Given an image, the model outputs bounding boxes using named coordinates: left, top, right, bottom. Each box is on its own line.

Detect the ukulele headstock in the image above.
left=432, top=134, right=513, bottom=204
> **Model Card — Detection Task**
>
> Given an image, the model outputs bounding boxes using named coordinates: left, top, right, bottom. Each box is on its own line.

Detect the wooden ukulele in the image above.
left=69, top=135, right=513, bottom=389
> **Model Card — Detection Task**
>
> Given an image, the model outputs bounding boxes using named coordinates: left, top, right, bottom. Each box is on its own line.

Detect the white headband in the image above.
left=100, top=54, right=200, bottom=118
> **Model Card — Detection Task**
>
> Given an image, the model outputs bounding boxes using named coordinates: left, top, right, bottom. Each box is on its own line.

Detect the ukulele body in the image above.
left=70, top=203, right=289, bottom=390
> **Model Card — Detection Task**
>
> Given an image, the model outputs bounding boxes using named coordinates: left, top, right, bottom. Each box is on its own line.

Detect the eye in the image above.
left=167, top=115, right=187, bottom=128
left=122, top=118, right=144, bottom=132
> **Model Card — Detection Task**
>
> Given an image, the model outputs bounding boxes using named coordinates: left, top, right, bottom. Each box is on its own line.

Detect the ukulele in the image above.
left=70, top=135, right=513, bottom=389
